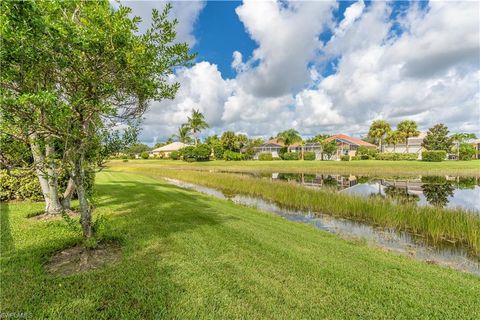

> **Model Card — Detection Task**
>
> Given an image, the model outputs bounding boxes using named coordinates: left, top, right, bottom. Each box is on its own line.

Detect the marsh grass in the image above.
left=111, top=165, right=480, bottom=254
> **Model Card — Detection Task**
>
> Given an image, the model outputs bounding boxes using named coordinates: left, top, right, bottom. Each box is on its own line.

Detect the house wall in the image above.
left=383, top=144, right=423, bottom=159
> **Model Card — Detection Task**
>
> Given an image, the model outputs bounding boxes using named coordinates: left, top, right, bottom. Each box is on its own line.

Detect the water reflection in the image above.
left=224, top=171, right=480, bottom=212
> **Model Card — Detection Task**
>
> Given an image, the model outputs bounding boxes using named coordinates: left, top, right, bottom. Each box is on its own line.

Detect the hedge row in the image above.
left=422, top=150, right=446, bottom=162
left=281, top=152, right=300, bottom=160
left=303, top=151, right=316, bottom=161
left=258, top=153, right=273, bottom=161
left=375, top=153, right=418, bottom=161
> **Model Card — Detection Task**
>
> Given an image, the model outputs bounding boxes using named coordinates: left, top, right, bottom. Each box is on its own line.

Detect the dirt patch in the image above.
left=45, top=241, right=121, bottom=276
left=29, top=210, right=79, bottom=221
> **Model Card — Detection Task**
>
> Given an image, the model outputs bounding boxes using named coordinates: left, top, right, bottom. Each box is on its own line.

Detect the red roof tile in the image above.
left=325, top=134, right=376, bottom=147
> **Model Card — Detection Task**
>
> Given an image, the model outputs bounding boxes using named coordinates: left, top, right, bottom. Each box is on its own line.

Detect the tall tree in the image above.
left=276, top=129, right=302, bottom=152
left=187, top=109, right=209, bottom=146
left=173, top=123, right=193, bottom=144
left=1, top=1, right=194, bottom=239
left=220, top=131, right=239, bottom=152
left=385, top=130, right=402, bottom=152
left=397, top=120, right=420, bottom=153
left=368, top=120, right=391, bottom=151
left=422, top=123, right=453, bottom=152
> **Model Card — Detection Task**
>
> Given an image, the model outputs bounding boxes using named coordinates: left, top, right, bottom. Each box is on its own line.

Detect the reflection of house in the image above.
left=324, top=134, right=376, bottom=160
left=383, top=132, right=426, bottom=159
left=150, top=142, right=189, bottom=158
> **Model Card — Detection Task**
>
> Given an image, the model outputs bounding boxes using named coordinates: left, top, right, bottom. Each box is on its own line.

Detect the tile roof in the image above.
left=325, top=134, right=376, bottom=147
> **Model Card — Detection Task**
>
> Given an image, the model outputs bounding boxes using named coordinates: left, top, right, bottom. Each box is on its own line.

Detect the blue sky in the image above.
left=121, top=1, right=479, bottom=144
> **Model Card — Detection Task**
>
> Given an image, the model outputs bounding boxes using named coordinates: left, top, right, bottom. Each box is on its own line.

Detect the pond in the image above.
left=165, top=178, right=480, bottom=276
left=219, top=172, right=480, bottom=213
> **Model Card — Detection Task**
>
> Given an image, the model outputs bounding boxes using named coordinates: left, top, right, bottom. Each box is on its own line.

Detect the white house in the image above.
left=383, top=132, right=427, bottom=159
left=150, top=142, right=189, bottom=158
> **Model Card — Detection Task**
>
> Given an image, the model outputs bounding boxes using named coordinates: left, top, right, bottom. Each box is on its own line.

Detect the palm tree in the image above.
left=173, top=123, right=192, bottom=144
left=397, top=120, right=419, bottom=153
left=187, top=109, right=209, bottom=146
left=385, top=130, right=402, bottom=152
left=276, top=129, right=302, bottom=152
left=368, top=120, right=391, bottom=152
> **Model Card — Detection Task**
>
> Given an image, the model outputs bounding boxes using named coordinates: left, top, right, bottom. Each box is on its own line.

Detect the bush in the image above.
left=170, top=150, right=181, bottom=160
left=213, top=145, right=224, bottom=160
left=340, top=155, right=350, bottom=161
left=459, top=143, right=476, bottom=161
left=357, top=146, right=378, bottom=160
left=303, top=151, right=316, bottom=161
left=180, top=146, right=196, bottom=161
left=193, top=144, right=211, bottom=161
left=278, top=147, right=288, bottom=158
left=140, top=151, right=149, bottom=159
left=375, top=153, right=418, bottom=161
left=281, top=152, right=300, bottom=160
left=258, top=153, right=273, bottom=161
left=351, top=156, right=361, bottom=161
left=122, top=159, right=128, bottom=162
left=0, top=169, right=42, bottom=201
left=422, top=150, right=446, bottom=162
left=223, top=150, right=244, bottom=161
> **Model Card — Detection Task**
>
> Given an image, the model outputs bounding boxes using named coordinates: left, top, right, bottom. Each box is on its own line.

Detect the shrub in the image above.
left=459, top=143, right=476, bottom=161
left=278, top=147, right=288, bottom=158
left=170, top=150, right=181, bottom=160
left=0, top=169, right=42, bottom=201
left=340, top=155, right=350, bottom=161
left=258, top=153, right=273, bottom=161
left=281, top=152, right=300, bottom=160
left=140, top=151, right=149, bottom=159
left=223, top=150, right=244, bottom=161
left=357, top=146, right=378, bottom=160
left=351, top=156, right=361, bottom=161
left=122, top=159, right=128, bottom=162
left=193, top=144, right=211, bottom=161
left=180, top=146, right=196, bottom=161
left=375, top=153, right=418, bottom=161
left=213, top=145, right=224, bottom=160
left=422, top=150, right=446, bottom=162
left=303, top=151, right=316, bottom=161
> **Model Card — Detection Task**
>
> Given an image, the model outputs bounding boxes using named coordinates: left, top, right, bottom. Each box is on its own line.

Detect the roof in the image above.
left=259, top=138, right=302, bottom=148
left=151, top=142, right=189, bottom=153
left=408, top=132, right=427, bottom=141
left=325, top=134, right=376, bottom=147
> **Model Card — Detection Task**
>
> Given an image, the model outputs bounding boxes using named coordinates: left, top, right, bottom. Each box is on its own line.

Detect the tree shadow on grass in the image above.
left=0, top=203, right=14, bottom=253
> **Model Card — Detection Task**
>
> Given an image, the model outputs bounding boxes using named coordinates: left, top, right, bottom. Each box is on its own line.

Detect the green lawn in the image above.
left=1, top=171, right=479, bottom=318
left=111, top=159, right=480, bottom=176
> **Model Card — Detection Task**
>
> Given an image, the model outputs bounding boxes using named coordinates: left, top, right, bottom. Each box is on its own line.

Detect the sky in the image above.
left=114, top=0, right=480, bottom=145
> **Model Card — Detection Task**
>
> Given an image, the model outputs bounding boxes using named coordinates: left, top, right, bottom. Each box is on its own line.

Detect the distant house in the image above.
left=324, top=134, right=376, bottom=160
left=253, top=134, right=374, bottom=160
left=383, top=132, right=427, bottom=159
left=150, top=142, right=189, bottom=158
left=472, top=139, right=480, bottom=159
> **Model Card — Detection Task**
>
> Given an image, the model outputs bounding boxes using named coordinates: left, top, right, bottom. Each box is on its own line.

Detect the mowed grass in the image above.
left=109, top=158, right=480, bottom=176
left=1, top=171, right=480, bottom=319
left=109, top=164, right=480, bottom=254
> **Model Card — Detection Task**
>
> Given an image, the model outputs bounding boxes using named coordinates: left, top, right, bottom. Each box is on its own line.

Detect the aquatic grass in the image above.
left=110, top=165, right=480, bottom=254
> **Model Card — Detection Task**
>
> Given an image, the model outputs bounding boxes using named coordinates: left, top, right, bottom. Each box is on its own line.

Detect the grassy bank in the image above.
left=109, top=164, right=480, bottom=254
left=109, top=159, right=480, bottom=177
left=1, top=171, right=479, bottom=318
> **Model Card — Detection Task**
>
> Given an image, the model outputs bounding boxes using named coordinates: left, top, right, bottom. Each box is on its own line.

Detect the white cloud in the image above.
left=138, top=0, right=480, bottom=144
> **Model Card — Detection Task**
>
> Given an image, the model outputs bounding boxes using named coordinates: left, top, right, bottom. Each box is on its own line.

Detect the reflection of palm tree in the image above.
left=422, top=182, right=454, bottom=208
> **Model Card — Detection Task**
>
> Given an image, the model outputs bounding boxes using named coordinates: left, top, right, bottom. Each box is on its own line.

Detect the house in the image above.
left=472, top=139, right=480, bottom=159
left=253, top=138, right=302, bottom=159
left=324, top=134, right=376, bottom=160
left=383, top=132, right=427, bottom=159
left=149, top=142, right=189, bottom=158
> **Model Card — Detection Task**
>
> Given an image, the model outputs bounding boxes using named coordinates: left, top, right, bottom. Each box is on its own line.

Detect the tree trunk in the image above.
left=61, top=178, right=76, bottom=210
left=406, top=138, right=409, bottom=153
left=29, top=134, right=63, bottom=214
left=72, top=155, right=93, bottom=239
left=45, top=142, right=63, bottom=214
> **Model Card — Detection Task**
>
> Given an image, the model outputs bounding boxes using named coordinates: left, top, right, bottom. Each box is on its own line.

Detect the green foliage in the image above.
left=180, top=145, right=210, bottom=161
left=368, top=120, right=391, bottom=147
left=357, top=146, right=378, bottom=160
left=187, top=109, right=209, bottom=145
left=340, top=155, right=350, bottom=161
left=276, top=129, right=302, bottom=147
left=375, top=153, right=418, bottom=161
left=140, top=152, right=149, bottom=159
left=458, top=143, right=476, bottom=161
left=303, top=151, right=316, bottom=161
left=281, top=152, right=300, bottom=160
left=397, top=120, right=420, bottom=146
left=173, top=123, right=193, bottom=144
left=212, top=144, right=224, bottom=160
left=258, top=153, right=273, bottom=161
left=0, top=169, right=42, bottom=201
left=306, top=134, right=330, bottom=143
left=422, top=123, right=453, bottom=152
left=169, top=150, right=181, bottom=160
left=351, top=156, right=361, bottom=161
left=125, top=144, right=150, bottom=155
left=278, top=147, right=288, bottom=158
left=223, top=150, right=244, bottom=161
left=321, top=140, right=338, bottom=160
left=451, top=133, right=477, bottom=144
left=422, top=150, right=447, bottom=162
